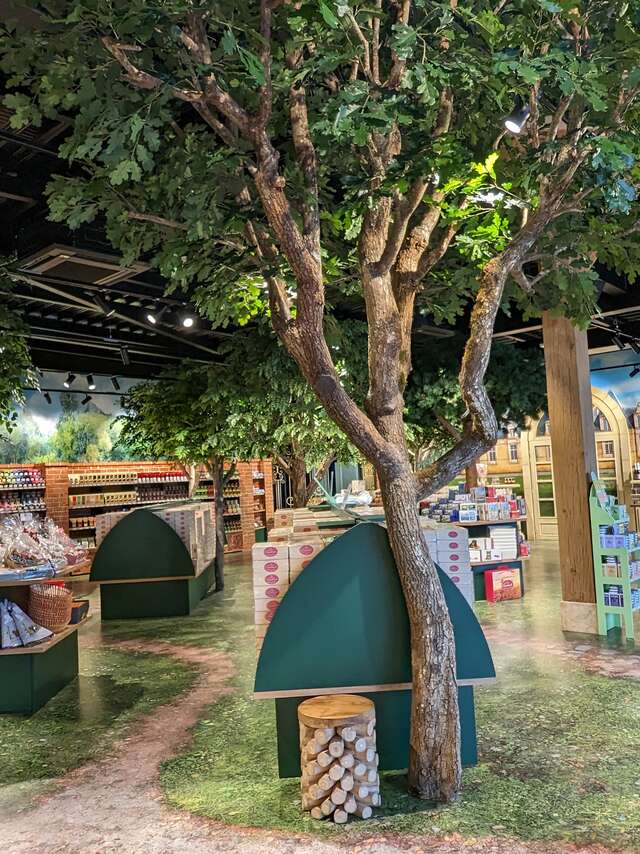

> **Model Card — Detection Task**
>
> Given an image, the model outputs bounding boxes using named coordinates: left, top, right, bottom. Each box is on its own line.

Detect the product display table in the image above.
left=458, top=518, right=527, bottom=600
left=90, top=504, right=215, bottom=619
left=0, top=565, right=84, bottom=714
left=255, top=522, right=495, bottom=777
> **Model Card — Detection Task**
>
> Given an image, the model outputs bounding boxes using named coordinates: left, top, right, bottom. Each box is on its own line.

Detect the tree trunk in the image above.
left=378, top=465, right=461, bottom=802
left=181, top=463, right=198, bottom=498
left=210, top=455, right=226, bottom=592
left=290, top=452, right=309, bottom=508
left=465, top=461, right=479, bottom=491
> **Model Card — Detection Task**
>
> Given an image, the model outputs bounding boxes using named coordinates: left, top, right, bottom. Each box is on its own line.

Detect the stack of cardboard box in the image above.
left=420, top=521, right=474, bottom=606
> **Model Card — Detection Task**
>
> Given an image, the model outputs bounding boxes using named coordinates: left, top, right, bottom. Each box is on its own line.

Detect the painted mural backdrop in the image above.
left=0, top=372, right=140, bottom=464
left=590, top=351, right=640, bottom=422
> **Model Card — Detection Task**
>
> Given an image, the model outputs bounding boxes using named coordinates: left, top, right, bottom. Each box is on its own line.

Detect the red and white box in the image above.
left=289, top=541, right=324, bottom=560
left=485, top=566, right=522, bottom=602
left=252, top=542, right=289, bottom=561
left=289, top=556, right=313, bottom=581
left=267, top=528, right=290, bottom=542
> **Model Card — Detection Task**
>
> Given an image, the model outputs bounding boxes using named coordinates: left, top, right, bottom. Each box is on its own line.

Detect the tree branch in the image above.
left=289, top=84, right=320, bottom=255
left=101, top=37, right=202, bottom=102
left=126, top=211, right=187, bottom=230
left=386, top=0, right=411, bottom=89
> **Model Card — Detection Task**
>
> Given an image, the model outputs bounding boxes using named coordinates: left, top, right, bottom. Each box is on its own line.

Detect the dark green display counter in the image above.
left=0, top=626, right=79, bottom=714
left=90, top=506, right=215, bottom=619
left=255, top=522, right=495, bottom=777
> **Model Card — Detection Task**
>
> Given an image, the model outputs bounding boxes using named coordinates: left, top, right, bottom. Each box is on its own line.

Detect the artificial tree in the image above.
left=406, top=340, right=547, bottom=484
left=120, top=364, right=246, bottom=591
left=4, top=0, right=640, bottom=801
left=0, top=272, right=36, bottom=433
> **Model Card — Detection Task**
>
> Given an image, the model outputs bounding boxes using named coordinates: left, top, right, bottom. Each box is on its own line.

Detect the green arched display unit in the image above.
left=90, top=507, right=214, bottom=619
left=254, top=522, right=495, bottom=776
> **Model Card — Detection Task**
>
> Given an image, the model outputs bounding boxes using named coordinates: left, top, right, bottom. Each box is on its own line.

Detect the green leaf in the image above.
left=319, top=2, right=339, bottom=28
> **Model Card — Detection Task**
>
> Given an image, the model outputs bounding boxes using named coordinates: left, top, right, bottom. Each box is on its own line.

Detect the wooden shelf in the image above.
left=0, top=617, right=88, bottom=656
left=0, top=508, right=46, bottom=515
left=471, top=556, right=527, bottom=567
left=0, top=564, right=76, bottom=588
left=0, top=484, right=45, bottom=492
left=455, top=517, right=527, bottom=527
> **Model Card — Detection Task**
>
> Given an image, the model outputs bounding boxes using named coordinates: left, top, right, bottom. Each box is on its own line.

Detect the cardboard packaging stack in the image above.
left=94, top=503, right=216, bottom=574
left=253, top=542, right=290, bottom=651
left=488, top=525, right=518, bottom=561
left=420, top=521, right=474, bottom=607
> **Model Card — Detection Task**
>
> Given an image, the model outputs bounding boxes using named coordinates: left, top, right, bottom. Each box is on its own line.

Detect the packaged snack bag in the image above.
left=8, top=601, right=52, bottom=646
left=0, top=599, right=22, bottom=648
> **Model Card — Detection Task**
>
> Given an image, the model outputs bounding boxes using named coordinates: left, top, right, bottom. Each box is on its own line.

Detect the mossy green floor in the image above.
left=3, top=544, right=640, bottom=848
left=0, top=645, right=196, bottom=789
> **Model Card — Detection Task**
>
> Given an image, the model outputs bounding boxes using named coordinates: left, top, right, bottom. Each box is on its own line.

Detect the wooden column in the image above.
left=542, top=312, right=597, bottom=632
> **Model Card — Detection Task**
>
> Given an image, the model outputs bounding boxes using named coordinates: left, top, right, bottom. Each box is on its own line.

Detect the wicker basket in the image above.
left=29, top=584, right=73, bottom=633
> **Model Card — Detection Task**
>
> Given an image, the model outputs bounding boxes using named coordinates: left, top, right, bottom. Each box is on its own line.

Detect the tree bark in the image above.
left=289, top=452, right=309, bottom=508
left=181, top=462, right=198, bottom=498
left=465, top=462, right=479, bottom=491
left=378, top=464, right=460, bottom=801
left=210, top=455, right=227, bottom=592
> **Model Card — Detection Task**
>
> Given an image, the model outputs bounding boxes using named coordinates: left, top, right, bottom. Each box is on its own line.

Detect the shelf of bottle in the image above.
left=0, top=484, right=45, bottom=492
left=69, top=525, right=96, bottom=532
left=0, top=507, right=46, bottom=515
left=68, top=498, right=191, bottom=511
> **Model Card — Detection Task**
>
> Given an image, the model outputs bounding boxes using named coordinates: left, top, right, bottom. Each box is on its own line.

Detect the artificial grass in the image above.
left=0, top=645, right=196, bottom=787
left=158, top=566, right=640, bottom=846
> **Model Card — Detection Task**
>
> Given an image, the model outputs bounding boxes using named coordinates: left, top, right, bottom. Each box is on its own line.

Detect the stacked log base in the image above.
left=298, top=694, right=380, bottom=823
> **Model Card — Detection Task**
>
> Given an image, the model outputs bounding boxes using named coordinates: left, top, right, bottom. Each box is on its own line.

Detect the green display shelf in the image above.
left=90, top=506, right=215, bottom=620
left=255, top=522, right=495, bottom=777
left=0, top=626, right=79, bottom=714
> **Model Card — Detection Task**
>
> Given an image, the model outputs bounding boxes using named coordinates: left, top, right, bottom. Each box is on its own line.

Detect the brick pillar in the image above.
left=238, top=461, right=255, bottom=550
left=263, top=460, right=275, bottom=530
left=44, top=463, right=70, bottom=532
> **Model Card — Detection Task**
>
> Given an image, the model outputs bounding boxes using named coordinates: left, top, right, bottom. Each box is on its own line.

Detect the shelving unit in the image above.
left=223, top=473, right=243, bottom=552
left=464, top=518, right=528, bottom=601
left=252, top=465, right=268, bottom=542
left=590, top=479, right=640, bottom=642
left=0, top=564, right=82, bottom=713
left=0, top=467, right=47, bottom=516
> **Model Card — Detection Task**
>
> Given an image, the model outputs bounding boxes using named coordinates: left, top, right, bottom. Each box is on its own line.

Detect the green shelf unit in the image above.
left=255, top=522, right=495, bottom=777
left=0, top=629, right=79, bottom=714
left=90, top=507, right=215, bottom=620
left=590, top=480, right=640, bottom=642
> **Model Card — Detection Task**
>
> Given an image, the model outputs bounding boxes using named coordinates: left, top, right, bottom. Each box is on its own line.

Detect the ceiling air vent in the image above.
left=18, top=244, right=149, bottom=286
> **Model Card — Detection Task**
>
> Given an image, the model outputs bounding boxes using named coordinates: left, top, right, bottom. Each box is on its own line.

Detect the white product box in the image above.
left=252, top=557, right=289, bottom=574
left=293, top=522, right=319, bottom=533
left=267, top=528, right=290, bottom=542
left=252, top=542, right=289, bottom=561
left=289, top=541, right=324, bottom=560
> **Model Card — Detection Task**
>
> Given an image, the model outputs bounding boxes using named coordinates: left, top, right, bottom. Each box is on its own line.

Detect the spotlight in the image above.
left=504, top=103, right=531, bottom=134
left=63, top=373, right=76, bottom=388
left=631, top=340, right=640, bottom=355
left=43, top=391, right=52, bottom=405
left=120, top=396, right=126, bottom=408
left=630, top=367, right=640, bottom=378
left=111, top=376, right=121, bottom=391
left=612, top=335, right=626, bottom=351
left=145, top=304, right=167, bottom=325
left=93, top=294, right=116, bottom=317
left=86, top=374, right=96, bottom=390
left=181, top=314, right=195, bottom=328
left=120, top=345, right=130, bottom=366
left=81, top=394, right=92, bottom=405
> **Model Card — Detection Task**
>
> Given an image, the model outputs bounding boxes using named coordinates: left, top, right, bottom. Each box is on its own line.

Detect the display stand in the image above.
left=254, top=522, right=495, bottom=777
left=0, top=567, right=81, bottom=714
left=90, top=506, right=214, bottom=619
left=590, top=479, right=640, bottom=641
left=457, top=518, right=527, bottom=601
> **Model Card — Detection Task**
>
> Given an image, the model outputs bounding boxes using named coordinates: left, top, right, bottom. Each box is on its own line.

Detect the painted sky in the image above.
left=590, top=350, right=640, bottom=418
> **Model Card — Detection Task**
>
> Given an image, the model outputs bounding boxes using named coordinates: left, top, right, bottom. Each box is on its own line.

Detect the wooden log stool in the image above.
left=298, top=694, right=380, bottom=824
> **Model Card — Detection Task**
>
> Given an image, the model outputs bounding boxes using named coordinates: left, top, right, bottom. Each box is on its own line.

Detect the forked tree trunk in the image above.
left=465, top=461, right=479, bottom=490
left=289, top=453, right=309, bottom=508
left=182, top=463, right=198, bottom=498
left=378, top=465, right=460, bottom=801
left=210, top=455, right=227, bottom=592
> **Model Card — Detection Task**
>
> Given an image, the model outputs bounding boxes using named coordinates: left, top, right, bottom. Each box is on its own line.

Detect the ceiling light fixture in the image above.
left=612, top=334, right=626, bottom=351
left=630, top=340, right=640, bottom=355
left=63, top=373, right=76, bottom=388
left=630, top=367, right=640, bottom=378
left=43, top=391, right=52, bottom=405
left=86, top=374, right=96, bottom=390
left=504, top=103, right=531, bottom=134
left=111, top=376, right=121, bottom=391
left=93, top=294, right=116, bottom=318
left=181, top=314, right=195, bottom=328
left=81, top=394, right=92, bottom=405
left=120, top=345, right=130, bottom=366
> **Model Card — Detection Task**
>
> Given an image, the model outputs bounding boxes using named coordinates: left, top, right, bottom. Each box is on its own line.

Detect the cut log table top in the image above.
left=298, top=694, right=375, bottom=728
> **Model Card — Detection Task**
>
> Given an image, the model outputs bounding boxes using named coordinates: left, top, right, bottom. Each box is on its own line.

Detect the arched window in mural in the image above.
left=536, top=413, right=551, bottom=438
left=593, top=407, right=612, bottom=433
